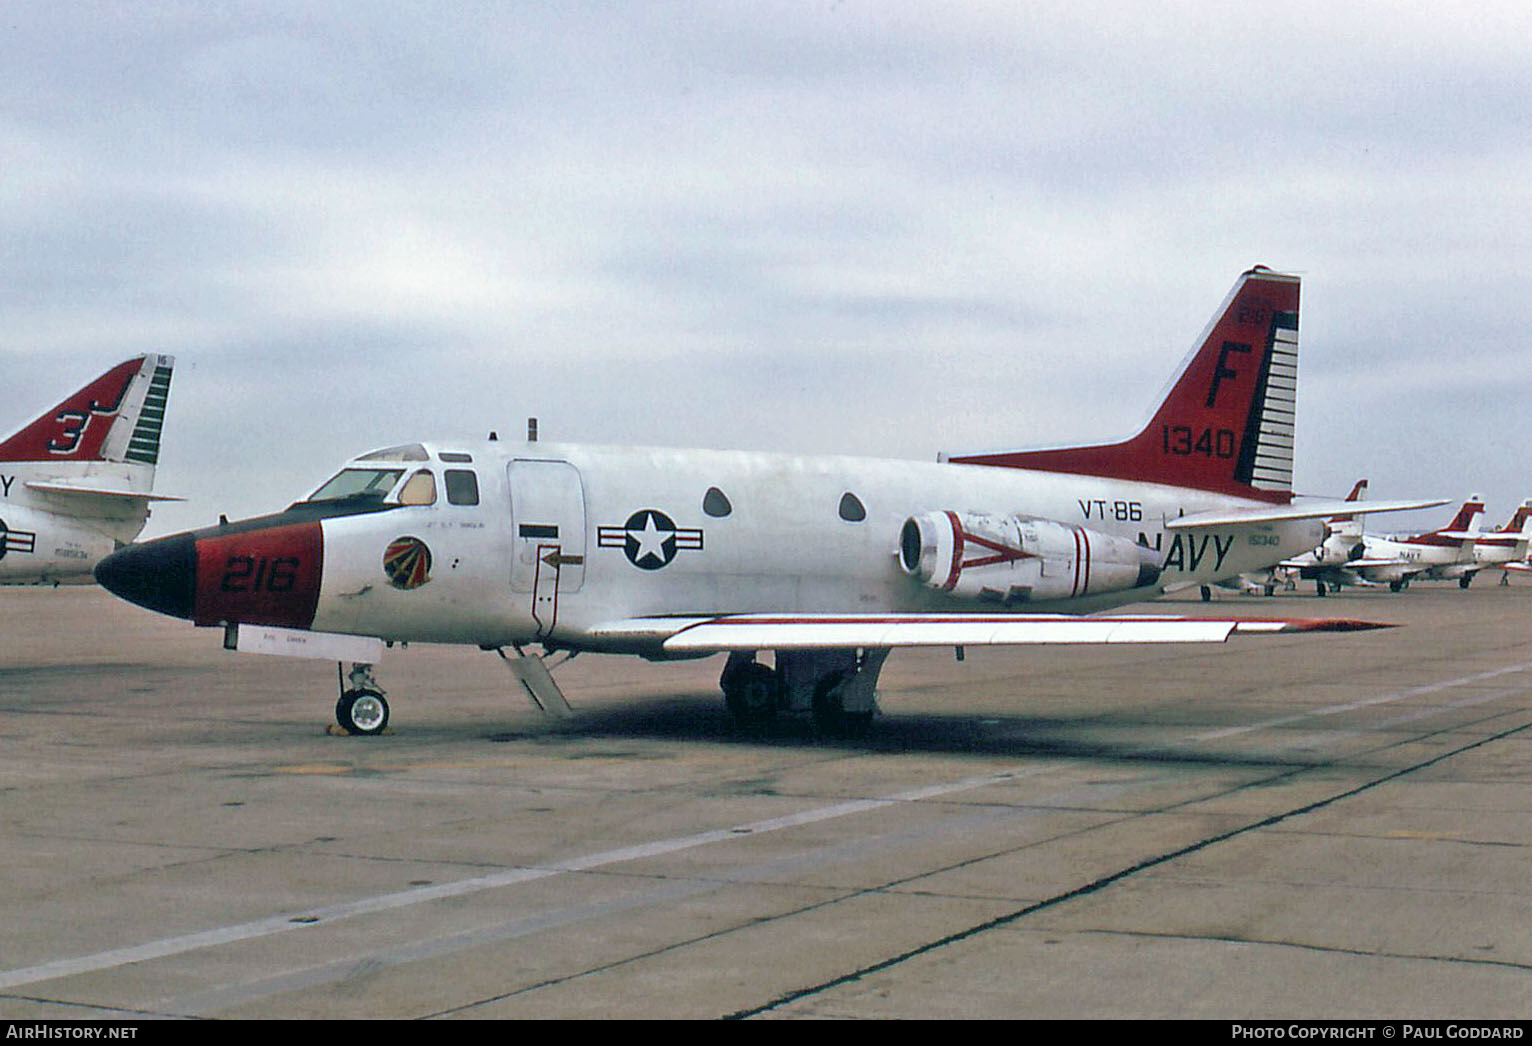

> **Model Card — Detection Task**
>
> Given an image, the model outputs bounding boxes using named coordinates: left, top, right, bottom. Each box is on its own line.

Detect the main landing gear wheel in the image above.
left=336, top=689, right=390, bottom=736
left=1459, top=576, right=1473, bottom=589
left=1389, top=580, right=1403, bottom=593
left=722, top=659, right=779, bottom=729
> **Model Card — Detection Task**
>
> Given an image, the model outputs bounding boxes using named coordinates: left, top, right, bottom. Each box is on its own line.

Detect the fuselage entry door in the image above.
left=507, top=459, right=587, bottom=636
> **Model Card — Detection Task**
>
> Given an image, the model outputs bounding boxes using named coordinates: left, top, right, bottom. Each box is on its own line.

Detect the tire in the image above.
left=336, top=689, right=390, bottom=736
left=723, top=662, right=778, bottom=728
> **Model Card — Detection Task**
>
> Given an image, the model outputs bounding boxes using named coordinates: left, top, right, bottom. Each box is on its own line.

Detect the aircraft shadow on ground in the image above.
left=480, top=691, right=1326, bottom=769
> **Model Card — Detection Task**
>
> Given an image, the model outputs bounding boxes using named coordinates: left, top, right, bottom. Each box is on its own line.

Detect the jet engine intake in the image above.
left=898, top=511, right=1160, bottom=604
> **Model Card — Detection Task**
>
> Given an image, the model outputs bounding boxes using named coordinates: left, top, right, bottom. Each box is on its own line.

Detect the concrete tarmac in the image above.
left=0, top=582, right=1529, bottom=1019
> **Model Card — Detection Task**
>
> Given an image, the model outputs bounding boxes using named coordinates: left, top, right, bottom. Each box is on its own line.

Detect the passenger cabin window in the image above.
left=398, top=469, right=437, bottom=506
left=838, top=492, right=866, bottom=523
left=445, top=469, right=480, bottom=506
left=703, top=486, right=732, bottom=517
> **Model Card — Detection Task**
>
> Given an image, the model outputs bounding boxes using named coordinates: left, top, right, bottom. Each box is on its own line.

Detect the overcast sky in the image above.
left=3, top=2, right=1529, bottom=538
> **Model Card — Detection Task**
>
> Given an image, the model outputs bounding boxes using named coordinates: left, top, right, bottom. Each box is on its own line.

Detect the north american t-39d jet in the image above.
left=0, top=355, right=175, bottom=585
left=95, top=268, right=1431, bottom=735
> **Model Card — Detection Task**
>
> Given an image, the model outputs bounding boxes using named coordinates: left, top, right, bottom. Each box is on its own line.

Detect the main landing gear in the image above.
left=335, top=662, right=389, bottom=736
left=720, top=648, right=891, bottom=735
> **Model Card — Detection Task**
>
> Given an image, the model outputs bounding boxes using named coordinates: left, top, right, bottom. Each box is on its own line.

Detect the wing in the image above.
left=586, top=612, right=1390, bottom=656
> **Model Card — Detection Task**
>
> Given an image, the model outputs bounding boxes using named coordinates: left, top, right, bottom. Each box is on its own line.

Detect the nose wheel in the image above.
left=334, top=662, right=390, bottom=736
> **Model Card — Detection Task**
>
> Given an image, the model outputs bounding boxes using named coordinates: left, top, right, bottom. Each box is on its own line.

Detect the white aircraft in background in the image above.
left=0, top=355, right=176, bottom=585
left=1474, top=501, right=1532, bottom=584
left=1298, top=495, right=1485, bottom=593
left=97, top=269, right=1418, bottom=736
left=1225, top=479, right=1376, bottom=598
left=1285, top=479, right=1374, bottom=595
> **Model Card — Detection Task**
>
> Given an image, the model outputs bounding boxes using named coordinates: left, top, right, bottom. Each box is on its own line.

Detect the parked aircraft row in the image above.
left=1267, top=483, right=1532, bottom=595
left=3, top=267, right=1499, bottom=736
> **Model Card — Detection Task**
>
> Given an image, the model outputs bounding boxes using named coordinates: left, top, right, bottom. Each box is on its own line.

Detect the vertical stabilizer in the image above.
left=0, top=355, right=174, bottom=464
left=951, top=267, right=1300, bottom=503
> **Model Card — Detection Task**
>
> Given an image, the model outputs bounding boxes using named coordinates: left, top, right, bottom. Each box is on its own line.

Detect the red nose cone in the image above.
left=193, top=522, right=324, bottom=628
left=97, top=519, right=325, bottom=628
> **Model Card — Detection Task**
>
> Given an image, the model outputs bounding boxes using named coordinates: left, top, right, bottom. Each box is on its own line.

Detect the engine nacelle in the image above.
left=1311, top=535, right=1365, bottom=565
left=898, top=511, right=1161, bottom=604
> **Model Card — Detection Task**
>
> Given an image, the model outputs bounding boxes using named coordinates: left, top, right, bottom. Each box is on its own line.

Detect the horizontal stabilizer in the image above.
left=1165, top=497, right=1447, bottom=530
left=587, top=612, right=1392, bottom=655
left=26, top=480, right=184, bottom=503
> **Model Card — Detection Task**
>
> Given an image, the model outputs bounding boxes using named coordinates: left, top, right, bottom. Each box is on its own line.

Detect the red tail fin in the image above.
left=951, top=267, right=1300, bottom=504
left=1497, top=500, right=1532, bottom=535
left=0, top=355, right=174, bottom=464
left=1440, top=497, right=1485, bottom=534
left=1329, top=479, right=1368, bottom=523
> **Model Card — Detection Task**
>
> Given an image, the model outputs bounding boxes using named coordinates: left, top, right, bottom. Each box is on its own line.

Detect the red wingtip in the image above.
left=1233, top=618, right=1397, bottom=634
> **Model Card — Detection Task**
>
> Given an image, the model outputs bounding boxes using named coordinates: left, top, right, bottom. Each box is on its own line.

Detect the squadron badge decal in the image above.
left=598, top=510, right=703, bottom=571
left=383, top=536, right=433, bottom=589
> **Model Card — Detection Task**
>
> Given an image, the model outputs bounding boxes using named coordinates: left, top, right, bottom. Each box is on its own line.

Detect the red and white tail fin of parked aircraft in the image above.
left=96, top=270, right=1422, bottom=735
left=0, top=355, right=177, bottom=584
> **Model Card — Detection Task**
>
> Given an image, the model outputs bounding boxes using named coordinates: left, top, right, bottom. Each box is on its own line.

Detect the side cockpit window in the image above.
left=398, top=469, right=437, bottom=506
left=445, top=469, right=480, bottom=506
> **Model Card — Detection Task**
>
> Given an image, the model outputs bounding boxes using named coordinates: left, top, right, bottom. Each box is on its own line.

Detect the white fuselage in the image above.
left=304, top=441, right=1324, bottom=651
left=1357, top=533, right=1475, bottom=583
left=0, top=462, right=153, bottom=584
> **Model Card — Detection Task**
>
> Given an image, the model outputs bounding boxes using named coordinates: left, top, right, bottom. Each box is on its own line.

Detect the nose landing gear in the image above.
left=334, top=662, right=390, bottom=736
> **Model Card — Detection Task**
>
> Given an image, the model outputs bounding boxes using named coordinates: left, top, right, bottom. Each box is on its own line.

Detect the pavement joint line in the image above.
left=1189, top=660, right=1532, bottom=741
left=0, top=766, right=1045, bottom=992
left=727, top=711, right=1532, bottom=1019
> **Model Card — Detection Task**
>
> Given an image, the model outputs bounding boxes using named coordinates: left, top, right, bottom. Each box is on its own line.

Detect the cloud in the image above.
left=1, top=2, right=1530, bottom=535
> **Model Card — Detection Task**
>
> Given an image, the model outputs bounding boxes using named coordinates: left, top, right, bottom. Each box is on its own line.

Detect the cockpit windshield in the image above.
left=303, top=468, right=405, bottom=505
